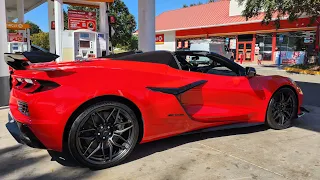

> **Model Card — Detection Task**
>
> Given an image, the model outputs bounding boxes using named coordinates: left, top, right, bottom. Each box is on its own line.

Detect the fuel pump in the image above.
left=74, top=30, right=98, bottom=60
left=62, top=29, right=105, bottom=61
left=6, top=22, right=31, bottom=53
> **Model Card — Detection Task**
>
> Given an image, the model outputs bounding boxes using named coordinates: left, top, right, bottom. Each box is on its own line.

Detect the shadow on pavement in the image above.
left=296, top=81, right=320, bottom=107
left=125, top=125, right=268, bottom=165
left=0, top=144, right=95, bottom=180
left=48, top=124, right=268, bottom=169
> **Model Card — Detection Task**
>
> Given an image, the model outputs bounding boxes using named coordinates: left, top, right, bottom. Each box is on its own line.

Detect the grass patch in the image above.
left=289, top=64, right=320, bottom=71
left=284, top=64, right=320, bottom=75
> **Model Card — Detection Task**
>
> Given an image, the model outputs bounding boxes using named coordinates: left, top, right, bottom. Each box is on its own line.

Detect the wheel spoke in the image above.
left=96, top=112, right=107, bottom=126
left=105, top=108, right=116, bottom=123
left=108, top=140, right=113, bottom=161
left=113, top=134, right=130, bottom=146
left=83, top=139, right=95, bottom=156
left=114, top=109, right=121, bottom=124
left=80, top=128, right=96, bottom=133
left=115, top=125, right=133, bottom=134
left=280, top=114, right=286, bottom=125
left=91, top=114, right=98, bottom=128
left=87, top=142, right=101, bottom=159
left=101, top=142, right=106, bottom=161
left=285, top=96, right=292, bottom=104
left=283, top=110, right=291, bottom=119
left=110, top=138, right=126, bottom=149
left=273, top=111, right=281, bottom=120
left=79, top=136, right=95, bottom=141
left=115, top=121, right=132, bottom=126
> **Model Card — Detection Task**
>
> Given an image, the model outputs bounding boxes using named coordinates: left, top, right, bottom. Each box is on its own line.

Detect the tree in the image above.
left=66, top=0, right=136, bottom=48
left=237, top=0, right=320, bottom=28
left=30, top=32, right=50, bottom=50
left=124, top=35, right=138, bottom=51
left=25, top=20, right=41, bottom=35
left=64, top=10, right=68, bottom=30
left=183, top=1, right=215, bottom=8
left=108, top=0, right=136, bottom=48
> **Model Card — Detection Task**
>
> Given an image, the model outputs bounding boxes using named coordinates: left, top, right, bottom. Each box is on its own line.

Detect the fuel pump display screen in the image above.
left=80, top=33, right=89, bottom=39
left=80, top=41, right=90, bottom=48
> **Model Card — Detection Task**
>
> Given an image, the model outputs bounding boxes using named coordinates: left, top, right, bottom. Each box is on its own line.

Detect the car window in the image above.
left=187, top=55, right=212, bottom=65
left=206, top=56, right=238, bottom=76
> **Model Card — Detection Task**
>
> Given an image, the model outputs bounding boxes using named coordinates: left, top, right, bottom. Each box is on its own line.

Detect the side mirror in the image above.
left=246, top=67, right=256, bottom=78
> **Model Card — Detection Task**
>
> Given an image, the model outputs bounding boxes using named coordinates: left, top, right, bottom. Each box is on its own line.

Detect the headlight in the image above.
left=288, top=78, right=303, bottom=94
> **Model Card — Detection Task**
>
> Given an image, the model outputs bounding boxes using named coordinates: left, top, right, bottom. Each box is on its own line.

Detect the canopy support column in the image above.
left=99, top=2, right=109, bottom=56
left=0, top=0, right=9, bottom=106
left=54, top=0, right=63, bottom=62
left=138, top=0, right=155, bottom=52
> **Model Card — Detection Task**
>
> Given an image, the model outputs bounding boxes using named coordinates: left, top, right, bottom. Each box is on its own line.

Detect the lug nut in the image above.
left=103, top=137, right=106, bottom=139
left=98, top=133, right=100, bottom=135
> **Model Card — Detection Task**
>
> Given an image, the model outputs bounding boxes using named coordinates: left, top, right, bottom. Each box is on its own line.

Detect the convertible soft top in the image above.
left=112, top=51, right=180, bottom=69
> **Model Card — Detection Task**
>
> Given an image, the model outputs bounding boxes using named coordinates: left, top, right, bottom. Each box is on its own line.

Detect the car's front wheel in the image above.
left=266, top=87, right=298, bottom=130
left=68, top=101, right=139, bottom=169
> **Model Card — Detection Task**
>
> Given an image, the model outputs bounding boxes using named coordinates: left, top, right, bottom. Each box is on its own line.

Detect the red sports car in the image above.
left=5, top=51, right=306, bottom=169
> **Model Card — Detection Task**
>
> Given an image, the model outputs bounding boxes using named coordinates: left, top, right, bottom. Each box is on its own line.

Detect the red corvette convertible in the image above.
left=5, top=51, right=306, bottom=169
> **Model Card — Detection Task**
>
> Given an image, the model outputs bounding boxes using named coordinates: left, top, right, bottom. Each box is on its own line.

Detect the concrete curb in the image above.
left=0, top=106, right=9, bottom=110
left=284, top=67, right=320, bottom=75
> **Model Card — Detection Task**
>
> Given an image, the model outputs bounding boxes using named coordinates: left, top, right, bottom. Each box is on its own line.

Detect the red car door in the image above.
left=179, top=72, right=265, bottom=123
left=169, top=54, right=266, bottom=124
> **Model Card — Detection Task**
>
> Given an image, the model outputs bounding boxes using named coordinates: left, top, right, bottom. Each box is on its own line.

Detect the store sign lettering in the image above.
left=156, top=34, right=164, bottom=44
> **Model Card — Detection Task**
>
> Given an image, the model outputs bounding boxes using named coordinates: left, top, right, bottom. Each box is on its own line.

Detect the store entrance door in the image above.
left=237, top=42, right=252, bottom=61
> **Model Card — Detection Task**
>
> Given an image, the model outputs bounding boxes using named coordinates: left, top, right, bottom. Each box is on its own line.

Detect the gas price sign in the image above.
left=68, top=10, right=97, bottom=31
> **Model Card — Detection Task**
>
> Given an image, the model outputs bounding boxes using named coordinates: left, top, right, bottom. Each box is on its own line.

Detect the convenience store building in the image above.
left=151, top=0, right=319, bottom=64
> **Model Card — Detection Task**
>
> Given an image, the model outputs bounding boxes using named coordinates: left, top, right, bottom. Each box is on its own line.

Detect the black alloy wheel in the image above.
left=68, top=101, right=139, bottom=169
left=266, top=88, right=298, bottom=130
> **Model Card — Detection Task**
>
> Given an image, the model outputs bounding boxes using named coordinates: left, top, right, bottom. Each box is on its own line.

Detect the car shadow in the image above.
left=48, top=124, right=268, bottom=169
left=124, top=124, right=268, bottom=164
left=0, top=144, right=94, bottom=180
left=296, top=81, right=320, bottom=107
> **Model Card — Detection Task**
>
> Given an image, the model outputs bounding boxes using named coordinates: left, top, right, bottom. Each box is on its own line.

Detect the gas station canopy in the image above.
left=5, top=0, right=47, bottom=21
left=5, top=0, right=115, bottom=21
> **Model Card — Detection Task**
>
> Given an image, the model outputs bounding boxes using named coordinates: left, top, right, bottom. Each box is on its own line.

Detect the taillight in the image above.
left=13, top=78, right=60, bottom=93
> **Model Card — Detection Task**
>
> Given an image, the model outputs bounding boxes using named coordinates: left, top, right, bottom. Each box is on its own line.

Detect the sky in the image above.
left=24, top=0, right=211, bottom=32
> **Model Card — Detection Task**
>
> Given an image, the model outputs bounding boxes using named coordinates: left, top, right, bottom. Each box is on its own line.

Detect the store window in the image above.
left=276, top=31, right=315, bottom=52
left=256, top=33, right=272, bottom=61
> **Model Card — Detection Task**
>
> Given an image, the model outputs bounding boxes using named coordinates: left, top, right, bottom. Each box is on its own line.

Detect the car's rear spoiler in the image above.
left=4, top=52, right=59, bottom=70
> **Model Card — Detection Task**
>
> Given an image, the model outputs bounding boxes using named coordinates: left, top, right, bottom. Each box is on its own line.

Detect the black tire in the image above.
left=68, top=101, right=139, bottom=169
left=266, top=87, right=298, bottom=130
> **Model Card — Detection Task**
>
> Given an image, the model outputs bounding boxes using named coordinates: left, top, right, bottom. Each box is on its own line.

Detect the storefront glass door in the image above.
left=237, top=42, right=252, bottom=61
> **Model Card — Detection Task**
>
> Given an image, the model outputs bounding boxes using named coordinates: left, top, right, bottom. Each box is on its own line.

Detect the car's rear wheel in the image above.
left=266, top=87, right=298, bottom=130
left=68, top=101, right=139, bottom=169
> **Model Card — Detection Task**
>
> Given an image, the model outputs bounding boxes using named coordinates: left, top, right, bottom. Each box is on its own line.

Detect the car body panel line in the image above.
left=146, top=80, right=207, bottom=95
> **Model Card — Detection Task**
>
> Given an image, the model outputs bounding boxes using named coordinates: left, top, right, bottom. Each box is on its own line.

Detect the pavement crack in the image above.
left=196, top=142, right=289, bottom=179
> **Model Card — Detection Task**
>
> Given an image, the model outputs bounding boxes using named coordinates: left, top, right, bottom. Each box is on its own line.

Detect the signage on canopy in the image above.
left=156, top=34, right=164, bottom=44
left=7, top=22, right=30, bottom=30
left=68, top=10, right=97, bottom=31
